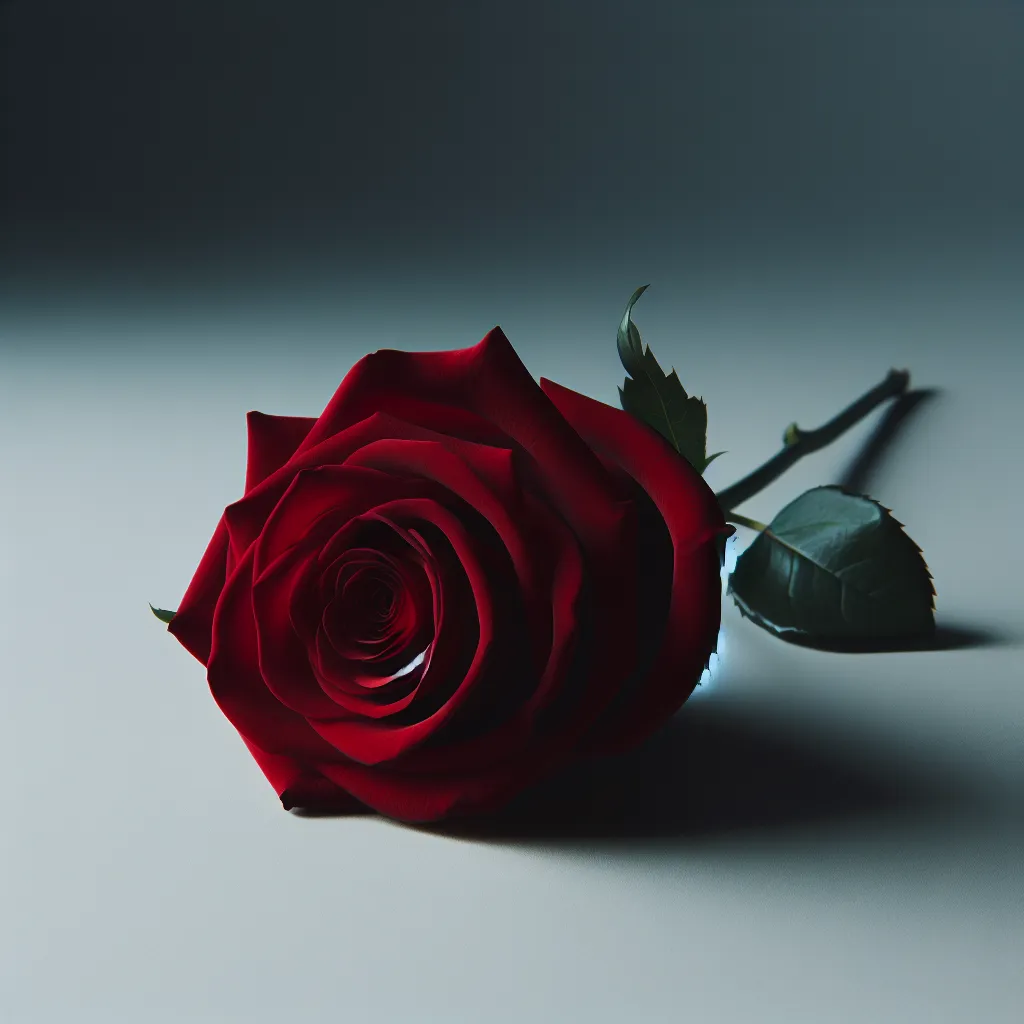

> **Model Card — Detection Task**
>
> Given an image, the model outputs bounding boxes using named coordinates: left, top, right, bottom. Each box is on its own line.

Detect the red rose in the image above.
left=168, top=328, right=732, bottom=824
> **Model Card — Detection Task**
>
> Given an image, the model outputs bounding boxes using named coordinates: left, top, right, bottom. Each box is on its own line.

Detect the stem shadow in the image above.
left=821, top=385, right=1015, bottom=653
left=834, top=386, right=940, bottom=495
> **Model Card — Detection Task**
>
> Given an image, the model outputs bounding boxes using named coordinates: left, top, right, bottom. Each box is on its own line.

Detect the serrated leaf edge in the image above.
left=726, top=484, right=937, bottom=639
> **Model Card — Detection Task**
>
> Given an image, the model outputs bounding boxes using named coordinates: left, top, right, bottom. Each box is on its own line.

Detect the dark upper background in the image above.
left=1, top=0, right=1022, bottom=305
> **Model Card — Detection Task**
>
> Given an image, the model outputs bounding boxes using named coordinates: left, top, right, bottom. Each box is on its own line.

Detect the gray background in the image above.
left=2, top=2, right=1023, bottom=1021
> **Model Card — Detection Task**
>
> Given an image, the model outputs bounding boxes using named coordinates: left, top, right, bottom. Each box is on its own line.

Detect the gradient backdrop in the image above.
left=2, top=3, right=1023, bottom=1023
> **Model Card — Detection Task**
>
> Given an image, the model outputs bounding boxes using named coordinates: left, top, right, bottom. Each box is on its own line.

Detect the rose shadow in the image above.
left=382, top=693, right=965, bottom=847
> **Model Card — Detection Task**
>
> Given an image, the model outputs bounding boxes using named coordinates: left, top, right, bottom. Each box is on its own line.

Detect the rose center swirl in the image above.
left=311, top=538, right=436, bottom=693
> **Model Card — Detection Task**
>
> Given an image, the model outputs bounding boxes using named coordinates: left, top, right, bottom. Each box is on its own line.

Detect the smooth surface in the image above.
left=2, top=273, right=1023, bottom=1023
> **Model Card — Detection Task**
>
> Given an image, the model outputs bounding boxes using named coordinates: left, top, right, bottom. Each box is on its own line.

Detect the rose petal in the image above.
left=244, top=412, right=317, bottom=494
left=251, top=517, right=434, bottom=719
left=223, top=412, right=448, bottom=565
left=251, top=541, right=353, bottom=719
left=540, top=378, right=729, bottom=555
left=325, top=559, right=421, bottom=662
left=307, top=499, right=497, bottom=764
left=238, top=735, right=368, bottom=813
left=344, top=437, right=558, bottom=672
left=295, top=329, right=628, bottom=551
left=251, top=465, right=436, bottom=580
left=314, top=748, right=563, bottom=824
left=335, top=444, right=640, bottom=797
left=167, top=516, right=230, bottom=666
left=311, top=629, right=425, bottom=717
left=539, top=377, right=733, bottom=753
left=389, top=487, right=587, bottom=773
left=308, top=514, right=440, bottom=716
left=207, top=544, right=347, bottom=762
left=294, top=520, right=417, bottom=644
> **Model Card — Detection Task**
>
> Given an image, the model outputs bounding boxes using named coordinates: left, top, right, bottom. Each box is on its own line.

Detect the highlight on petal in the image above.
left=307, top=525, right=437, bottom=718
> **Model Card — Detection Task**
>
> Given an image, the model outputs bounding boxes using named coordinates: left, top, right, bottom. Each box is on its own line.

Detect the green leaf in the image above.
left=727, top=485, right=935, bottom=640
left=150, top=603, right=177, bottom=625
left=615, top=284, right=651, bottom=379
left=615, top=286, right=720, bottom=475
left=700, top=450, right=728, bottom=474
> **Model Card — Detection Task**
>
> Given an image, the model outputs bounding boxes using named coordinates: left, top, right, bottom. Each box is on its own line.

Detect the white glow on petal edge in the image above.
left=394, top=647, right=428, bottom=678
left=694, top=535, right=739, bottom=695
left=374, top=647, right=429, bottom=685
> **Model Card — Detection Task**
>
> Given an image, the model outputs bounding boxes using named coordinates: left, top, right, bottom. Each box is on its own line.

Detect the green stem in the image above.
left=726, top=511, right=768, bottom=532
left=714, top=367, right=910, bottom=515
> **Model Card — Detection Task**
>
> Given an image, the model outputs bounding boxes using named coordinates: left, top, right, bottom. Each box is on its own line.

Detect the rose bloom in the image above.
left=168, top=328, right=732, bottom=824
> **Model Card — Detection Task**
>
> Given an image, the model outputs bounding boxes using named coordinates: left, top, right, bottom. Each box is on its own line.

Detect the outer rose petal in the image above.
left=168, top=413, right=315, bottom=666
left=295, top=328, right=627, bottom=551
left=251, top=464, right=443, bottom=580
left=224, top=413, right=441, bottom=566
left=315, top=755, right=558, bottom=824
left=539, top=377, right=734, bottom=755
left=244, top=412, right=317, bottom=494
left=167, top=517, right=230, bottom=666
left=208, top=544, right=348, bottom=762
left=238, top=735, right=368, bottom=813
left=539, top=380, right=727, bottom=557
